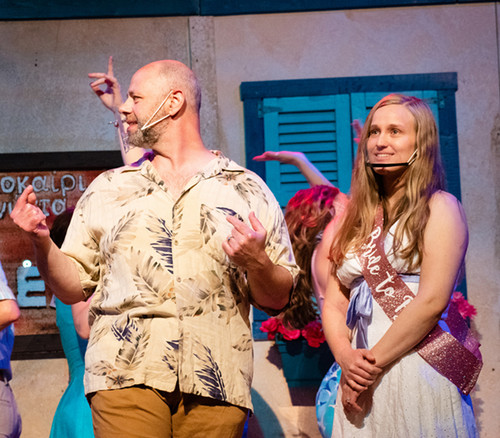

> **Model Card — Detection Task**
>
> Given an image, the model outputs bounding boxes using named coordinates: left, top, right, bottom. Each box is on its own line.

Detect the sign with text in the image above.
left=0, top=169, right=104, bottom=336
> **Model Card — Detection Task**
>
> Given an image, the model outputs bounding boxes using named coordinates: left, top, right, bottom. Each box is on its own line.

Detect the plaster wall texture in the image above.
left=2, top=3, right=499, bottom=437
left=0, top=16, right=218, bottom=155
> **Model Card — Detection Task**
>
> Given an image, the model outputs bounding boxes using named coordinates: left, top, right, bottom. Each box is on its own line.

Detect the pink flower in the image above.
left=301, top=320, right=326, bottom=348
left=259, top=317, right=326, bottom=347
left=278, top=324, right=301, bottom=341
left=260, top=317, right=281, bottom=340
left=451, top=292, right=477, bottom=320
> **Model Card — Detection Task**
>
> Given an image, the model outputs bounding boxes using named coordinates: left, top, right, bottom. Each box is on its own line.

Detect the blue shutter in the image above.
left=262, top=94, right=352, bottom=207
left=254, top=95, right=351, bottom=339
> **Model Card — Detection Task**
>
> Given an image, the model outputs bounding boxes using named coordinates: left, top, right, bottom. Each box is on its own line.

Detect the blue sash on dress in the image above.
left=346, top=275, right=419, bottom=349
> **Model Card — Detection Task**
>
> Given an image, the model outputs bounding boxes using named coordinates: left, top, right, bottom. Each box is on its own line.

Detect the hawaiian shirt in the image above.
left=61, top=151, right=299, bottom=410
left=0, top=261, right=16, bottom=381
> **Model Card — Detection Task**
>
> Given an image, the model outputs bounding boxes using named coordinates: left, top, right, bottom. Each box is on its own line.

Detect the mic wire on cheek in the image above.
left=140, top=90, right=174, bottom=132
left=366, top=149, right=418, bottom=168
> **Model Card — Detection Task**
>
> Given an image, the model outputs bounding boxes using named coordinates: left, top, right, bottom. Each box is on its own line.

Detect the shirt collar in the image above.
left=125, top=150, right=245, bottom=191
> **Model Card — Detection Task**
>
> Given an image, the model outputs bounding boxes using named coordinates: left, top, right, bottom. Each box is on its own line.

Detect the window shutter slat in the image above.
left=263, top=95, right=351, bottom=208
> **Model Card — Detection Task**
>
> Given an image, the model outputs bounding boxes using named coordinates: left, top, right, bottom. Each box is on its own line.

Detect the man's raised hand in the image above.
left=10, top=185, right=50, bottom=239
left=88, top=55, right=123, bottom=111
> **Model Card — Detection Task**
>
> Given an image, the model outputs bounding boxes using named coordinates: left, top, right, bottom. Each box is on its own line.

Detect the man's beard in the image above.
left=128, top=122, right=161, bottom=149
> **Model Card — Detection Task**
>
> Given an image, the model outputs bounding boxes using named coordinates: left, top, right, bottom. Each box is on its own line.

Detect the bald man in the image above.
left=11, top=60, right=298, bottom=437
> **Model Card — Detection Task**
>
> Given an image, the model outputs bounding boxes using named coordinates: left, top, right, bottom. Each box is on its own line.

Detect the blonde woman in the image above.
left=322, top=94, right=481, bottom=436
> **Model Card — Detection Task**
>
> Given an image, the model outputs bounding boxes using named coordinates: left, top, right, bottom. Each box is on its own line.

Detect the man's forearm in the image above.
left=247, top=262, right=293, bottom=311
left=33, top=237, right=84, bottom=304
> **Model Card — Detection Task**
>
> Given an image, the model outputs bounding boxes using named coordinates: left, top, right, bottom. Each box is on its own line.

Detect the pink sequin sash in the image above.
left=358, top=207, right=482, bottom=395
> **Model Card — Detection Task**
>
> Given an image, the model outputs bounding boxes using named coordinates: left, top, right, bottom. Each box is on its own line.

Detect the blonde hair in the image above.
left=331, top=94, right=445, bottom=271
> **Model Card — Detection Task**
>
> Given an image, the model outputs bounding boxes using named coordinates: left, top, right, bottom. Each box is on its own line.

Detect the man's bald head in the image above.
left=139, top=60, right=202, bottom=114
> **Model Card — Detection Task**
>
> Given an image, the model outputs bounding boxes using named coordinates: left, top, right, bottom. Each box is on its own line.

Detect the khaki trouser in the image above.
left=88, top=384, right=248, bottom=438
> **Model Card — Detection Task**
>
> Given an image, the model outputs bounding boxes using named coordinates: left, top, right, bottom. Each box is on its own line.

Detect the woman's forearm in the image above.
left=370, top=295, right=444, bottom=367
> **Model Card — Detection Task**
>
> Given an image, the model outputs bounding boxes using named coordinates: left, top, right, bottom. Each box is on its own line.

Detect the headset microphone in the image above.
left=366, top=149, right=417, bottom=168
left=140, top=90, right=174, bottom=132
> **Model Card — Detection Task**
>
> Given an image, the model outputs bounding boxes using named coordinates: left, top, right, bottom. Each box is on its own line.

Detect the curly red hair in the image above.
left=282, top=185, right=339, bottom=329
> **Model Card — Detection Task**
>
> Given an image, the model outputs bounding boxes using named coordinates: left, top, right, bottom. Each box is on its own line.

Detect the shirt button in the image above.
left=176, top=277, right=181, bottom=283
left=174, top=239, right=179, bottom=245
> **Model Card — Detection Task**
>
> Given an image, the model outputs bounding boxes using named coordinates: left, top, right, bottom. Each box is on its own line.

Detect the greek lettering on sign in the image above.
left=0, top=173, right=89, bottom=219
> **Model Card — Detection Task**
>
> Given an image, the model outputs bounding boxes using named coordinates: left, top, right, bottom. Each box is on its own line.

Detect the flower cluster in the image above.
left=260, top=317, right=326, bottom=348
left=451, top=292, right=477, bottom=320
left=260, top=293, right=475, bottom=349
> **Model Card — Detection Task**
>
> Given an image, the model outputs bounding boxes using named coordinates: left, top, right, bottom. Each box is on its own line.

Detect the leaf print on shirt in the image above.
left=268, top=214, right=290, bottom=249
left=216, top=207, right=244, bottom=223
left=232, top=333, right=253, bottom=353
left=75, top=189, right=96, bottom=217
left=214, top=172, right=239, bottom=185
left=117, top=185, right=154, bottom=208
left=226, top=265, right=248, bottom=306
left=111, top=314, right=140, bottom=343
left=233, top=176, right=269, bottom=208
left=87, top=360, right=135, bottom=389
left=115, top=330, right=150, bottom=372
left=179, top=271, right=238, bottom=324
left=87, top=360, right=115, bottom=377
left=133, top=255, right=174, bottom=305
left=193, top=343, right=227, bottom=401
left=162, top=339, right=179, bottom=372
left=199, top=204, right=218, bottom=245
left=103, top=210, right=139, bottom=255
left=101, top=179, right=155, bottom=208
left=88, top=270, right=113, bottom=319
left=101, top=169, right=116, bottom=183
left=146, top=218, right=174, bottom=273
left=105, top=371, right=135, bottom=389
left=200, top=205, right=244, bottom=245
left=172, top=202, right=184, bottom=235
left=87, top=318, right=110, bottom=348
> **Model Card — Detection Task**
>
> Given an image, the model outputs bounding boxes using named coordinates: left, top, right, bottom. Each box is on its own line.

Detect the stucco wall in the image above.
left=0, top=16, right=218, bottom=155
left=2, top=3, right=499, bottom=437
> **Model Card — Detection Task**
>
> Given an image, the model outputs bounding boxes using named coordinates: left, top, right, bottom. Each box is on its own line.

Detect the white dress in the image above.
left=332, top=227, right=478, bottom=438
